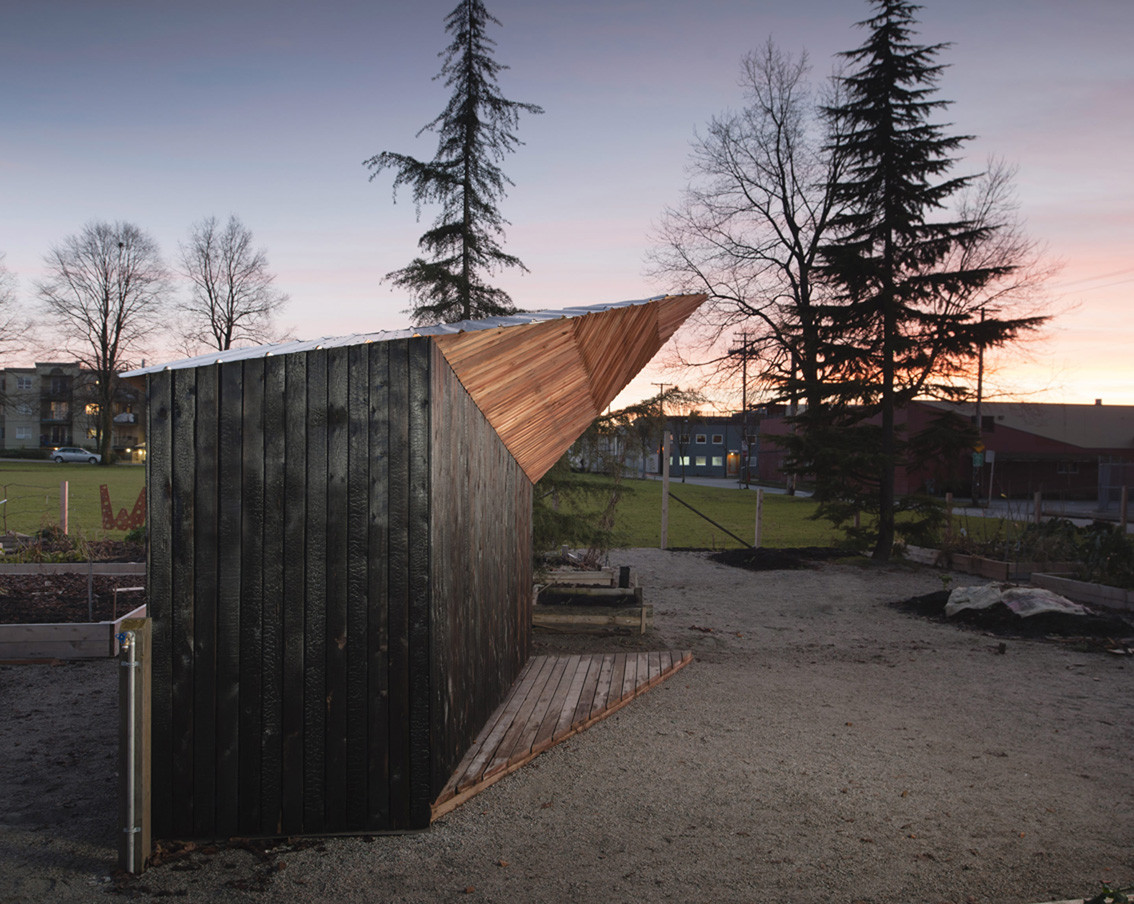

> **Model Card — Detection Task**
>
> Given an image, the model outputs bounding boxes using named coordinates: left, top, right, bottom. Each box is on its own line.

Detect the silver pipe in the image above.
left=120, top=631, right=137, bottom=872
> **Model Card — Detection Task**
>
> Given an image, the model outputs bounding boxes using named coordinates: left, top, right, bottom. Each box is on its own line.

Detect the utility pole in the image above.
left=728, top=333, right=753, bottom=487
left=651, top=382, right=671, bottom=476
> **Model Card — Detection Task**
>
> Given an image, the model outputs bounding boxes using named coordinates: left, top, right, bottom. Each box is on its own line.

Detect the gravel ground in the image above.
left=1, top=549, right=1131, bottom=904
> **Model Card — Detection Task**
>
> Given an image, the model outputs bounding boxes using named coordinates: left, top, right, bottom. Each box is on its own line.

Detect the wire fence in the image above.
left=0, top=482, right=68, bottom=536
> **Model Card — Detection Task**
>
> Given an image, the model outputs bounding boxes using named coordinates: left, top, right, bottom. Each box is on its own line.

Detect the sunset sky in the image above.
left=3, top=0, right=1131, bottom=408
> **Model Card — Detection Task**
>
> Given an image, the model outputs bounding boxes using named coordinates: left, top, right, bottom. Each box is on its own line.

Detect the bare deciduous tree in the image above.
left=37, top=221, right=170, bottom=462
left=0, top=252, right=23, bottom=360
left=650, top=40, right=848, bottom=412
left=179, top=215, right=289, bottom=352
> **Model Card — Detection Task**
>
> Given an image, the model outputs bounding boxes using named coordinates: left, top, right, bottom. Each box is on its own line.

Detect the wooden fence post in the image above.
left=754, top=489, right=764, bottom=548
left=60, top=480, right=68, bottom=535
left=118, top=617, right=152, bottom=875
left=660, top=432, right=671, bottom=550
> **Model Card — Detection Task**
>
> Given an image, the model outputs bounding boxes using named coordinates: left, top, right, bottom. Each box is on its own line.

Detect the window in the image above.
left=695, top=456, right=707, bottom=467
left=1057, top=461, right=1080, bottom=475
left=50, top=375, right=71, bottom=395
left=679, top=434, right=689, bottom=445
left=16, top=375, right=33, bottom=391
left=695, top=434, right=707, bottom=444
left=85, top=403, right=100, bottom=415
left=680, top=455, right=690, bottom=466
left=711, top=434, right=723, bottom=444
left=15, top=426, right=32, bottom=440
left=712, top=456, right=723, bottom=467
left=49, top=401, right=70, bottom=420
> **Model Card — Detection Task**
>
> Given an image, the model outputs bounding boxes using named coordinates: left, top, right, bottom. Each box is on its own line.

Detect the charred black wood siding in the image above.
left=146, top=339, right=531, bottom=839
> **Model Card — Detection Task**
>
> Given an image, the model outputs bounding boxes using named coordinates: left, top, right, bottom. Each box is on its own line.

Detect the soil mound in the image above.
left=892, top=589, right=1134, bottom=651
left=707, top=546, right=847, bottom=572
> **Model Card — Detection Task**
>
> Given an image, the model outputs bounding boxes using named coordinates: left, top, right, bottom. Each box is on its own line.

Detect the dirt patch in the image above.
left=2, top=549, right=1131, bottom=904
left=0, top=573, right=147, bottom=624
left=706, top=545, right=848, bottom=571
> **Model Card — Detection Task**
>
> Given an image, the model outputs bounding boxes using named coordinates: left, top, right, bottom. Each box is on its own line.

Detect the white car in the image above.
left=51, top=446, right=102, bottom=464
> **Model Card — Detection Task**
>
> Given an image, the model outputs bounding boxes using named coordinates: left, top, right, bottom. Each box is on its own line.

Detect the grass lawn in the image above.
left=598, top=476, right=843, bottom=549
left=0, top=461, right=146, bottom=539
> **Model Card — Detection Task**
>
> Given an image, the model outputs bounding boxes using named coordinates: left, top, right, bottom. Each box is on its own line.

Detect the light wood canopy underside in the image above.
left=431, top=293, right=705, bottom=483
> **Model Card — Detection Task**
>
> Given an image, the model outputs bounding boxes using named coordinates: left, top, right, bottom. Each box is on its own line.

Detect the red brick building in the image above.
left=754, top=400, right=1134, bottom=502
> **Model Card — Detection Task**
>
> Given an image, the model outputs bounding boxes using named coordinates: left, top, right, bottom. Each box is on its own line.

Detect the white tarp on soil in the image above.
left=946, top=583, right=1091, bottom=619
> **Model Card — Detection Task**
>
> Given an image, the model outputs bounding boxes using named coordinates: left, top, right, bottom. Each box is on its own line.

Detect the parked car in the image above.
left=51, top=446, right=101, bottom=464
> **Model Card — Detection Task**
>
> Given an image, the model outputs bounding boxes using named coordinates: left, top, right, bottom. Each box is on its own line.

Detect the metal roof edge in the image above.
left=123, top=296, right=670, bottom=377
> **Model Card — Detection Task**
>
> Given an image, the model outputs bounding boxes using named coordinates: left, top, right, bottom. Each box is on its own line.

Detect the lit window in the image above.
left=712, top=456, right=723, bottom=467
left=695, top=456, right=707, bottom=466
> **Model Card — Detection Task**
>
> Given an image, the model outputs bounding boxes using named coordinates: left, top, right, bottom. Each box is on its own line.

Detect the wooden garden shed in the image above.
left=127, top=294, right=705, bottom=840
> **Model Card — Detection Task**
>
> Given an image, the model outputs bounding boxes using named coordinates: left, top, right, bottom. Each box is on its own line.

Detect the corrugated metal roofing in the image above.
left=123, top=297, right=679, bottom=376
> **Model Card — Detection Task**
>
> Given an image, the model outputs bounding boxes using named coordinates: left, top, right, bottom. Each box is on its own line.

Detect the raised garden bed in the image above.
left=534, top=566, right=651, bottom=633
left=1030, top=572, right=1134, bottom=613
left=0, top=567, right=149, bottom=660
left=904, top=545, right=1077, bottom=581
left=0, top=603, right=148, bottom=660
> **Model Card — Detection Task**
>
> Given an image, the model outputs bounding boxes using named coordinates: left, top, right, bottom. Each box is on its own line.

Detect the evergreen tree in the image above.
left=365, top=0, right=543, bottom=324
left=806, top=0, right=1044, bottom=560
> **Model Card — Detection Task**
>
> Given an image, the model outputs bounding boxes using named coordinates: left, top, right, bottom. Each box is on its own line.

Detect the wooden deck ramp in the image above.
left=432, top=650, right=693, bottom=820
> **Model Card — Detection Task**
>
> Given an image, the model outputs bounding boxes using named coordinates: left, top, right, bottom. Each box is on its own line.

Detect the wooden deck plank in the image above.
left=451, top=656, right=548, bottom=793
left=532, top=655, right=583, bottom=756
left=570, top=654, right=603, bottom=729
left=432, top=650, right=693, bottom=821
left=483, top=655, right=559, bottom=779
left=606, top=654, right=626, bottom=708
left=553, top=656, right=593, bottom=739
left=508, top=655, right=571, bottom=762
left=590, top=655, right=616, bottom=716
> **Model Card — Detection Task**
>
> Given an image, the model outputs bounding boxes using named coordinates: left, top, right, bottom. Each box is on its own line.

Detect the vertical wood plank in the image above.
left=191, top=365, right=219, bottom=840
left=169, top=368, right=199, bottom=837
left=386, top=341, right=411, bottom=828
left=367, top=342, right=391, bottom=827
left=302, top=350, right=328, bottom=833
left=146, top=370, right=174, bottom=839
left=406, top=339, right=432, bottom=828
left=345, top=343, right=370, bottom=829
left=260, top=354, right=286, bottom=835
left=280, top=354, right=307, bottom=834
left=323, top=347, right=350, bottom=828
left=239, top=358, right=265, bottom=833
left=214, top=362, right=243, bottom=836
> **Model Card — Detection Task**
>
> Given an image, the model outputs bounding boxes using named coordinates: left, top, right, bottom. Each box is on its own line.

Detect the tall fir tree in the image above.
left=802, top=0, right=1044, bottom=560
left=365, top=0, right=543, bottom=324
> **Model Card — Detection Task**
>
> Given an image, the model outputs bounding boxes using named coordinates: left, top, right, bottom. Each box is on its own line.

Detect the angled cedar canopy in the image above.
left=124, top=294, right=704, bottom=842
left=135, top=294, right=705, bottom=482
